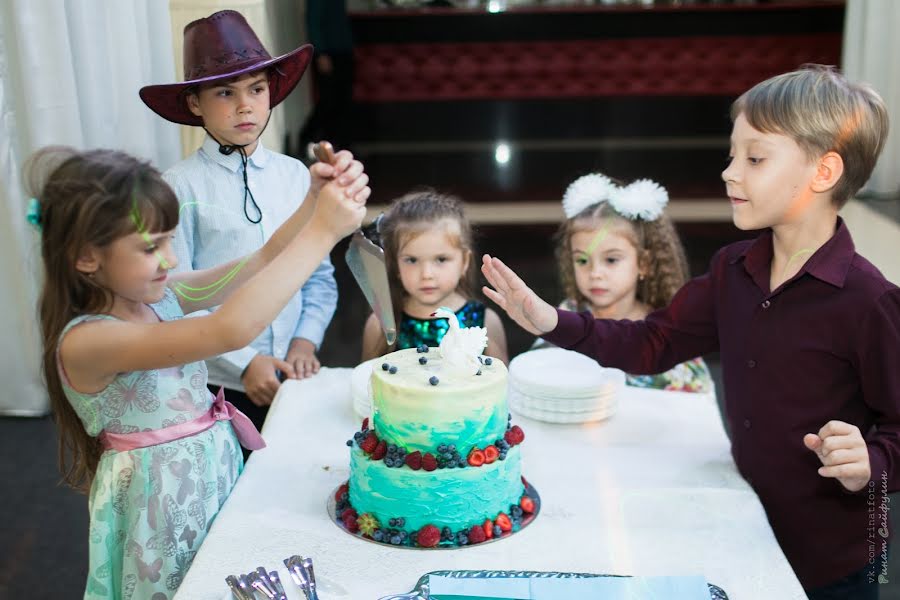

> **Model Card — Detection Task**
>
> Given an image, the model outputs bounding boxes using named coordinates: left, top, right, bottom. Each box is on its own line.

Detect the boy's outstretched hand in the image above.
left=481, top=254, right=558, bottom=336
left=804, top=421, right=871, bottom=492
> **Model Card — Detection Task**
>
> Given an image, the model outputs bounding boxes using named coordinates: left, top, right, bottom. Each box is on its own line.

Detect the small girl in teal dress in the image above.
left=536, top=173, right=714, bottom=394
left=361, top=190, right=508, bottom=362
left=28, top=145, right=368, bottom=599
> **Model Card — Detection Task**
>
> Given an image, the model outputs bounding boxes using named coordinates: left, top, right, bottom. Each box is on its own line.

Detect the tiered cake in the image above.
left=334, top=346, right=536, bottom=548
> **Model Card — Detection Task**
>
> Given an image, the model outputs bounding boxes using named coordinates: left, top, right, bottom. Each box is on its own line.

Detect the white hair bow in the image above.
left=562, top=174, right=668, bottom=221
left=561, top=174, right=617, bottom=219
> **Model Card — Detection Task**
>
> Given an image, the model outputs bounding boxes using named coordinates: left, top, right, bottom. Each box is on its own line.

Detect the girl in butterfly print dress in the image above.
left=30, top=147, right=368, bottom=599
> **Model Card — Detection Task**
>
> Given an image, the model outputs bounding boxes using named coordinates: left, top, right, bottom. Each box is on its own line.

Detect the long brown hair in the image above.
left=25, top=147, right=179, bottom=492
left=373, top=189, right=476, bottom=356
left=555, top=198, right=689, bottom=312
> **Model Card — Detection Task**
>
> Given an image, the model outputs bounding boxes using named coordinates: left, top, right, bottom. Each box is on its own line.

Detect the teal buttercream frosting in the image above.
left=349, top=446, right=524, bottom=532
left=347, top=347, right=527, bottom=536
left=371, top=347, right=508, bottom=453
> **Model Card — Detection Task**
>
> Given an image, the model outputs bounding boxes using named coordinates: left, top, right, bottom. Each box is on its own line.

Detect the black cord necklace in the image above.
left=203, top=111, right=274, bottom=225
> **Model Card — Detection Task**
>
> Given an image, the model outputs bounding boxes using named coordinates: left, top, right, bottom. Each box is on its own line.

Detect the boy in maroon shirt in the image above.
left=482, top=65, right=899, bottom=598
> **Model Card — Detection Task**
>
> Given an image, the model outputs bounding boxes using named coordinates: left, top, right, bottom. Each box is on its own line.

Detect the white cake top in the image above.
left=431, top=306, right=488, bottom=377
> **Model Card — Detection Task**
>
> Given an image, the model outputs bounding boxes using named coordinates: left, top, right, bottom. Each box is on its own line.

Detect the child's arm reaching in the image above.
left=60, top=173, right=368, bottom=393
left=169, top=151, right=365, bottom=314
left=483, top=251, right=719, bottom=375
left=481, top=255, right=558, bottom=336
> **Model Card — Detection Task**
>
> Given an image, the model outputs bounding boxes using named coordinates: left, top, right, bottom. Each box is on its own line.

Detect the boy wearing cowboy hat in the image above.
left=141, top=11, right=351, bottom=438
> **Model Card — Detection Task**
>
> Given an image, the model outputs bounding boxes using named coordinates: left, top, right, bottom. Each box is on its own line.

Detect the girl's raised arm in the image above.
left=60, top=174, right=367, bottom=392
left=169, top=152, right=365, bottom=314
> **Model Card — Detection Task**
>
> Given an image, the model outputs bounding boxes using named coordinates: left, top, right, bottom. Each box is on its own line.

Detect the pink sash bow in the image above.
left=98, top=387, right=266, bottom=452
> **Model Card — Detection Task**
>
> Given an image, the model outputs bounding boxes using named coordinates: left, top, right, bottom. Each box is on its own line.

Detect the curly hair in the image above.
left=555, top=199, right=689, bottom=312
left=372, top=189, right=477, bottom=355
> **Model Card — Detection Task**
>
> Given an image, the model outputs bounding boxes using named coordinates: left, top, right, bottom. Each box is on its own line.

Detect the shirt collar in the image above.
left=731, top=217, right=855, bottom=289
left=200, top=134, right=270, bottom=172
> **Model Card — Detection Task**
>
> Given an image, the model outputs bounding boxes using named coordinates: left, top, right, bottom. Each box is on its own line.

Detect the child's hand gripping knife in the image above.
left=298, top=141, right=369, bottom=232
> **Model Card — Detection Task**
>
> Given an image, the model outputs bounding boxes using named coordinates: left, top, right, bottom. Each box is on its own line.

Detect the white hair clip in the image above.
left=561, top=174, right=618, bottom=219
left=609, top=179, right=668, bottom=221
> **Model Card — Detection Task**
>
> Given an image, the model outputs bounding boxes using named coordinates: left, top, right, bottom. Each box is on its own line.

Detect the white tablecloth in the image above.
left=175, top=367, right=806, bottom=600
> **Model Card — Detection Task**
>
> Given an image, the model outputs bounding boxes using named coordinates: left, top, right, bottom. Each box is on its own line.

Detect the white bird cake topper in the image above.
left=431, top=307, right=488, bottom=377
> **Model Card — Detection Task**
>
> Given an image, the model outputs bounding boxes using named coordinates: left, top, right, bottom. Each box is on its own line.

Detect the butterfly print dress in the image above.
left=59, top=288, right=243, bottom=599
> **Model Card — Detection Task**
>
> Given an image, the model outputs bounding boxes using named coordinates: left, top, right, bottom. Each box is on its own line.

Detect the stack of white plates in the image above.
left=507, top=348, right=624, bottom=424
left=350, top=358, right=378, bottom=419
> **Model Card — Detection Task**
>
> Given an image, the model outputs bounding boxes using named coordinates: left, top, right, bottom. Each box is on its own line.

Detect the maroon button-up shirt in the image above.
left=543, top=218, right=900, bottom=589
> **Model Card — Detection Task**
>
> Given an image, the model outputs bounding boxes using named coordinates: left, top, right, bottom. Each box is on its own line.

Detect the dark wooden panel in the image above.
left=351, top=2, right=845, bottom=43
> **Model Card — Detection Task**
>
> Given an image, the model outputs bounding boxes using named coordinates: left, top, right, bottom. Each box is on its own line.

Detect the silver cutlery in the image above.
left=283, top=554, right=320, bottom=600
left=225, top=567, right=286, bottom=600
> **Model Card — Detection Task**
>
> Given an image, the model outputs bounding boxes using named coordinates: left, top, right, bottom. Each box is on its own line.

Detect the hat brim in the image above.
left=139, top=44, right=313, bottom=126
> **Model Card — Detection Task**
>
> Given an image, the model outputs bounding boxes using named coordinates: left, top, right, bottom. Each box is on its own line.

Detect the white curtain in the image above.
left=0, top=0, right=180, bottom=415
left=267, top=0, right=312, bottom=155
left=843, top=0, right=900, bottom=197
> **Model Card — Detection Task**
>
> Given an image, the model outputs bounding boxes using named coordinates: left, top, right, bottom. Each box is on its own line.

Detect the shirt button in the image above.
left=761, top=300, right=771, bottom=309
left=743, top=419, right=751, bottom=430
left=747, top=359, right=756, bottom=368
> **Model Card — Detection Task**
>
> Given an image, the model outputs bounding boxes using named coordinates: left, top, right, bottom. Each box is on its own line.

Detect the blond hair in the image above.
left=555, top=200, right=689, bottom=311
left=732, top=64, right=889, bottom=208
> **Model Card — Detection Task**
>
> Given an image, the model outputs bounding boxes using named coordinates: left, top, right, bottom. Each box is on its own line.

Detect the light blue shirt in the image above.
left=165, top=136, right=337, bottom=391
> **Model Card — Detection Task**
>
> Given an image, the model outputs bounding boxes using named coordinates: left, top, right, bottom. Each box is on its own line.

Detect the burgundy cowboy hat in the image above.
left=139, top=10, right=312, bottom=126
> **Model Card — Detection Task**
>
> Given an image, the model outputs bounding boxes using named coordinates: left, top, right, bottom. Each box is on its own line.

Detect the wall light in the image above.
left=494, top=143, right=511, bottom=165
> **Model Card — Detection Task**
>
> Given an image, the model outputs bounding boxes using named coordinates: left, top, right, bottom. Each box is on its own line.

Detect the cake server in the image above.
left=313, top=141, right=397, bottom=346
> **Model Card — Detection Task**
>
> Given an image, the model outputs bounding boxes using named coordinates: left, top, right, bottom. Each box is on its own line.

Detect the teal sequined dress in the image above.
left=396, top=300, right=486, bottom=349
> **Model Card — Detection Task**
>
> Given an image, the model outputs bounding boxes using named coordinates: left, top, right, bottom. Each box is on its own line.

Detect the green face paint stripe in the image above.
left=133, top=196, right=259, bottom=302
left=173, top=259, right=244, bottom=291
left=172, top=264, right=244, bottom=301
left=584, top=218, right=614, bottom=255
left=781, top=248, right=814, bottom=281
left=130, top=195, right=146, bottom=235
left=172, top=257, right=250, bottom=292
